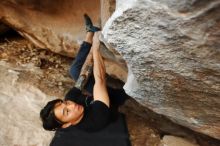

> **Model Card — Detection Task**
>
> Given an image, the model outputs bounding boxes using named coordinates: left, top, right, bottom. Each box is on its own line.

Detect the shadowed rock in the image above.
left=0, top=0, right=100, bottom=54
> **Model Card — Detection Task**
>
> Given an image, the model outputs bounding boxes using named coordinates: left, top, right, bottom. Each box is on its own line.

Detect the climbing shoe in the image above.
left=84, top=14, right=100, bottom=32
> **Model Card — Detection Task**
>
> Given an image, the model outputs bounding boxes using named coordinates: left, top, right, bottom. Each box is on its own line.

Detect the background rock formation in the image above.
left=103, top=0, right=220, bottom=140
left=0, top=0, right=127, bottom=81
left=0, top=0, right=100, bottom=54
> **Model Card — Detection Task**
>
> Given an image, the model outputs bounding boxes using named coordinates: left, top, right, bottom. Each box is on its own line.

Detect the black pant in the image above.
left=69, top=41, right=128, bottom=108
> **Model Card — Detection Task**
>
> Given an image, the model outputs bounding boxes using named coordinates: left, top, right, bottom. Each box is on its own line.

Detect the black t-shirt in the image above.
left=75, top=100, right=110, bottom=132
left=64, top=87, right=110, bottom=132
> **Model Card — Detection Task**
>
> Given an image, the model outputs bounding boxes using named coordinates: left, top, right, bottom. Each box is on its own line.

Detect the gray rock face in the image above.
left=0, top=61, right=53, bottom=146
left=103, top=0, right=220, bottom=139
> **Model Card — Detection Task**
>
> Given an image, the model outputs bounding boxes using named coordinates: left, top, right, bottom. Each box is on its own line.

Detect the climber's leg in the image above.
left=69, top=14, right=101, bottom=81
left=69, top=32, right=93, bottom=81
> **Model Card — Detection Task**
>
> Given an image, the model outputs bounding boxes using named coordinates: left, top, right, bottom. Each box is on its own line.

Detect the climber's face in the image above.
left=53, top=100, right=84, bottom=128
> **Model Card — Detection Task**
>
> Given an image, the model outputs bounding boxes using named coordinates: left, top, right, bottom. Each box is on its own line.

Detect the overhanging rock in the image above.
left=0, top=0, right=100, bottom=55
left=103, top=0, right=220, bottom=140
left=0, top=0, right=127, bottom=81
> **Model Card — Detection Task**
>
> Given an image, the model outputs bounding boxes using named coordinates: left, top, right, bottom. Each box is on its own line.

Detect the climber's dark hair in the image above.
left=40, top=99, right=64, bottom=131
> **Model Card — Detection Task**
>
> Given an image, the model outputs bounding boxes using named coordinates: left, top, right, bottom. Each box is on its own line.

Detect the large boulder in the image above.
left=103, top=0, right=220, bottom=139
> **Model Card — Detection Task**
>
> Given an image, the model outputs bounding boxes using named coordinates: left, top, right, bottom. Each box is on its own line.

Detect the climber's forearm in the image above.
left=93, top=50, right=106, bottom=83
left=92, top=36, right=109, bottom=107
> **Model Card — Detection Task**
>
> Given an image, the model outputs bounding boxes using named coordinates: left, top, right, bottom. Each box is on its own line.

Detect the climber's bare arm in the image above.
left=92, top=32, right=110, bottom=107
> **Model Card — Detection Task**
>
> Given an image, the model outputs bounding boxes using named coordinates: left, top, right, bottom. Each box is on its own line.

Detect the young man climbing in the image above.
left=40, top=14, right=128, bottom=132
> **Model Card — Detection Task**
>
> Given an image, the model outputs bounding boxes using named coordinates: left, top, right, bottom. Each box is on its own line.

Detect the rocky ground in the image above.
left=0, top=31, right=219, bottom=146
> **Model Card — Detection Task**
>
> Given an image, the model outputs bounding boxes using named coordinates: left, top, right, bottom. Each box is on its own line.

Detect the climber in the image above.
left=40, top=14, right=128, bottom=132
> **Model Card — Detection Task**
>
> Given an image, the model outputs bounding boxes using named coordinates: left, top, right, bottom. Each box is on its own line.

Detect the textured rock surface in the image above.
left=161, top=135, right=199, bottom=146
left=0, top=61, right=54, bottom=146
left=0, top=0, right=100, bottom=55
left=103, top=0, right=220, bottom=139
left=100, top=0, right=116, bottom=27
